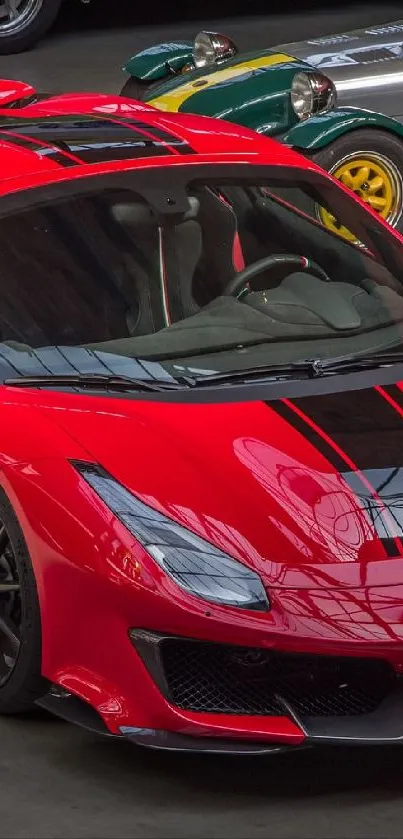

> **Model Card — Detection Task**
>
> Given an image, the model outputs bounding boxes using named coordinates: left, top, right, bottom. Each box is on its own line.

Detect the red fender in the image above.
left=0, top=79, right=36, bottom=106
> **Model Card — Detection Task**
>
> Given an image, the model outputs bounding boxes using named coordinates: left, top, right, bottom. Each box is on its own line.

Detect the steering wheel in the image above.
left=224, top=254, right=331, bottom=298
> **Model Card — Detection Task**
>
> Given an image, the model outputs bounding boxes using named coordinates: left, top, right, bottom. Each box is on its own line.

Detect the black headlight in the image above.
left=73, top=462, right=270, bottom=612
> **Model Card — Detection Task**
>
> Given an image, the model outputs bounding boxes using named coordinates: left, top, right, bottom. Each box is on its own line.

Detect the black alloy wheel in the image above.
left=0, top=489, right=48, bottom=713
left=0, top=519, right=21, bottom=687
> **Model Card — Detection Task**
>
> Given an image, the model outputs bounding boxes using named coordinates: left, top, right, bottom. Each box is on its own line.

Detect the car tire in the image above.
left=312, top=129, right=403, bottom=232
left=120, top=77, right=161, bottom=101
left=0, top=488, right=48, bottom=713
left=0, top=0, right=61, bottom=54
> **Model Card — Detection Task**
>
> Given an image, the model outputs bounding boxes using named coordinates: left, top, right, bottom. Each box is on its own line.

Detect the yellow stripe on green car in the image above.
left=149, top=53, right=297, bottom=112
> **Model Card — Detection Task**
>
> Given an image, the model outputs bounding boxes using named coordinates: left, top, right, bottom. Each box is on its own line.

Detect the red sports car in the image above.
left=1, top=79, right=403, bottom=755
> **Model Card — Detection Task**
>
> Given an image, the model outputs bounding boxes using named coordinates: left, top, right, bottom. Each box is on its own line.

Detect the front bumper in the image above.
left=123, top=629, right=403, bottom=751
left=119, top=678, right=403, bottom=751
left=38, top=681, right=403, bottom=753
left=38, top=627, right=403, bottom=753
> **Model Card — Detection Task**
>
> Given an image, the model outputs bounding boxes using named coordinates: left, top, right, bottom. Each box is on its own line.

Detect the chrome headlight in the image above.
left=193, top=31, right=238, bottom=69
left=74, top=462, right=269, bottom=612
left=291, top=71, right=336, bottom=120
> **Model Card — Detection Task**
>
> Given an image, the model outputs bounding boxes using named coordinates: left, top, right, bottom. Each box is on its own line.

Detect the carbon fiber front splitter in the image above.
left=293, top=682, right=403, bottom=746
left=120, top=682, right=403, bottom=753
left=37, top=682, right=403, bottom=752
left=120, top=726, right=303, bottom=754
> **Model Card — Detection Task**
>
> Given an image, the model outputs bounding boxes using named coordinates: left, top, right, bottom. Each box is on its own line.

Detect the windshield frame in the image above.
left=0, top=161, right=401, bottom=264
left=0, top=160, right=403, bottom=395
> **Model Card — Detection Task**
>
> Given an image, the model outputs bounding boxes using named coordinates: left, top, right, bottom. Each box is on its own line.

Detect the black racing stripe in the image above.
left=378, top=537, right=400, bottom=557
left=290, top=387, right=403, bottom=470
left=0, top=131, right=38, bottom=153
left=0, top=128, right=171, bottom=166
left=0, top=130, right=77, bottom=167
left=0, top=114, right=102, bottom=126
left=380, top=383, right=403, bottom=411
left=269, top=400, right=401, bottom=553
left=112, top=117, right=197, bottom=154
left=64, top=136, right=172, bottom=164
left=34, top=146, right=77, bottom=167
left=273, top=397, right=347, bottom=471
left=0, top=118, right=175, bottom=165
left=272, top=399, right=399, bottom=556
left=271, top=389, right=403, bottom=557
left=0, top=113, right=194, bottom=152
left=0, top=114, right=195, bottom=162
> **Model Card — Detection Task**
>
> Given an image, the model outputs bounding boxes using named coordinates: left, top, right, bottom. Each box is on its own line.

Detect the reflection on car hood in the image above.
left=37, top=376, right=403, bottom=591
left=278, top=20, right=403, bottom=71
left=277, top=20, right=403, bottom=113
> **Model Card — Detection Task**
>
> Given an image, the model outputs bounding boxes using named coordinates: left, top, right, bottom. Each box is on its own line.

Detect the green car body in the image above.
left=124, top=41, right=195, bottom=82
left=122, top=41, right=403, bottom=150
left=121, top=32, right=403, bottom=232
left=125, top=45, right=304, bottom=138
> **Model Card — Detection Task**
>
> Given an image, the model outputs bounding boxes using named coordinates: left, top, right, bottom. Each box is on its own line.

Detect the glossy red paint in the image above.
left=0, top=79, right=35, bottom=102
left=1, top=80, right=403, bottom=749
left=0, top=380, right=403, bottom=742
left=0, top=86, right=299, bottom=186
left=0, top=80, right=396, bottom=246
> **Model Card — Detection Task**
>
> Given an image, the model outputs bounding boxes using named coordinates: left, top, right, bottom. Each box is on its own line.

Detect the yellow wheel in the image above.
left=318, top=150, right=403, bottom=242
left=312, top=131, right=403, bottom=242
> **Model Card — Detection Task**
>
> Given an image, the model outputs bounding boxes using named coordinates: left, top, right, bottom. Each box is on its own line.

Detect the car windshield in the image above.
left=1, top=162, right=403, bottom=384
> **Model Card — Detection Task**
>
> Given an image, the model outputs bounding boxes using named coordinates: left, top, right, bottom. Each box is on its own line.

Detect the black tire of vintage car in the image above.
left=311, top=129, right=403, bottom=235
left=0, top=0, right=62, bottom=54
left=120, top=77, right=158, bottom=101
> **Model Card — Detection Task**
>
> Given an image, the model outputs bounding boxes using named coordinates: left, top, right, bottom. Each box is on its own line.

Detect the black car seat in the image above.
left=109, top=200, right=170, bottom=335
left=159, top=188, right=242, bottom=323
left=158, top=196, right=202, bottom=323
left=194, top=187, right=244, bottom=303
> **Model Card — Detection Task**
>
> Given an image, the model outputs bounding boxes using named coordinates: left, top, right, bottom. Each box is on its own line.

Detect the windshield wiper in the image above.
left=310, top=350, right=403, bottom=376
left=3, top=373, right=185, bottom=392
left=8, top=351, right=403, bottom=392
left=185, top=360, right=322, bottom=386
left=186, top=350, right=403, bottom=387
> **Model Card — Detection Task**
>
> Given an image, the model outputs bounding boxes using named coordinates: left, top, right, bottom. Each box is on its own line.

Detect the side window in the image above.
left=262, top=184, right=360, bottom=245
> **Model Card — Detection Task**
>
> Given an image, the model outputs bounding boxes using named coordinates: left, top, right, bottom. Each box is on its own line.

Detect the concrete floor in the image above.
left=0, top=2, right=402, bottom=92
left=2, top=3, right=403, bottom=838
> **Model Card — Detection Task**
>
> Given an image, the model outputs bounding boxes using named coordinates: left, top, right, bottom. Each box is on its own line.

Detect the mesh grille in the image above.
left=160, top=639, right=396, bottom=717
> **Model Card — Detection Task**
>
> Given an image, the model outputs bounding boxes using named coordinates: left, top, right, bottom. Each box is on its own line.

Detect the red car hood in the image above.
left=40, top=381, right=403, bottom=590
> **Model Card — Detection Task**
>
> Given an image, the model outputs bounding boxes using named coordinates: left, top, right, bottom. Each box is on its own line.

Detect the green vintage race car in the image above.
left=120, top=27, right=403, bottom=234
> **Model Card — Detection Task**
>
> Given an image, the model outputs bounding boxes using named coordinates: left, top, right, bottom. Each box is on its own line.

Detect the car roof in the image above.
left=0, top=91, right=311, bottom=192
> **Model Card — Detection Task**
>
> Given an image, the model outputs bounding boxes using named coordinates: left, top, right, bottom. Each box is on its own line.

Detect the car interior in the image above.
left=0, top=180, right=403, bottom=363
